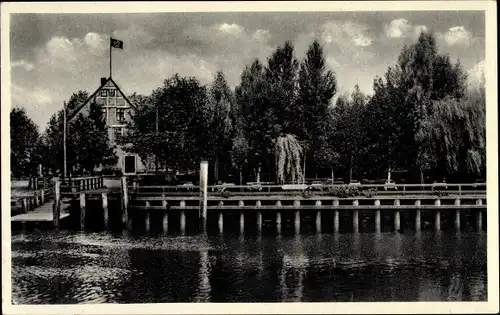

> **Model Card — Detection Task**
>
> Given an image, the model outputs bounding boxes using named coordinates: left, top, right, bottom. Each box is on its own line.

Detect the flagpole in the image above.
left=63, top=101, right=67, bottom=179
left=110, top=37, right=112, bottom=78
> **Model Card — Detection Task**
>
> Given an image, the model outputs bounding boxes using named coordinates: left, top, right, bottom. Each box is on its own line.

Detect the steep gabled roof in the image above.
left=68, top=77, right=136, bottom=121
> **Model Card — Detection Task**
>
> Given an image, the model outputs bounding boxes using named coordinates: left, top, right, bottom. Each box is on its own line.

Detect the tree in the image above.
left=207, top=71, right=234, bottom=182
left=298, top=40, right=337, bottom=177
left=363, top=31, right=469, bottom=182
left=235, top=59, right=268, bottom=182
left=124, top=74, right=211, bottom=174
left=10, top=108, right=40, bottom=178
left=274, top=134, right=304, bottom=184
left=331, top=86, right=367, bottom=182
left=264, top=41, right=300, bottom=136
left=230, top=133, right=250, bottom=185
left=39, top=91, right=89, bottom=175
left=71, top=101, right=117, bottom=173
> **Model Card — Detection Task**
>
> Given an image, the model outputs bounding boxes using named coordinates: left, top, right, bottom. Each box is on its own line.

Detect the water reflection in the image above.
left=11, top=230, right=487, bottom=303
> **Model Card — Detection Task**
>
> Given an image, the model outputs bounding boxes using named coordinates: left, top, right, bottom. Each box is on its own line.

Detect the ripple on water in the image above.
left=11, top=231, right=487, bottom=303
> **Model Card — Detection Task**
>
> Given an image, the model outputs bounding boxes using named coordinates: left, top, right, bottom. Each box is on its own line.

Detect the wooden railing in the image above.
left=128, top=183, right=486, bottom=197
left=61, top=176, right=104, bottom=193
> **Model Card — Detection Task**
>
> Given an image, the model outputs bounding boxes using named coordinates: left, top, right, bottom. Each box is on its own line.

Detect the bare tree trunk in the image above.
left=239, top=169, right=243, bottom=186
left=420, top=170, right=424, bottom=185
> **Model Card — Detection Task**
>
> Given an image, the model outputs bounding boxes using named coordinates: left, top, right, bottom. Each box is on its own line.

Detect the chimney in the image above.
left=100, top=77, right=107, bottom=86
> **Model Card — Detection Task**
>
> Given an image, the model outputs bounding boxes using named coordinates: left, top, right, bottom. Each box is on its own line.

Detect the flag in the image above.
left=111, top=38, right=123, bottom=49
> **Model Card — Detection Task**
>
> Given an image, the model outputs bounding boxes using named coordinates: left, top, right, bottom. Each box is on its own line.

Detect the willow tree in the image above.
left=275, top=134, right=304, bottom=184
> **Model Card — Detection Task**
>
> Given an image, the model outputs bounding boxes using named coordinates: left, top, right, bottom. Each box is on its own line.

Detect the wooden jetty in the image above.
left=11, top=176, right=103, bottom=229
left=13, top=164, right=487, bottom=234
left=57, top=162, right=487, bottom=235
left=11, top=202, right=70, bottom=223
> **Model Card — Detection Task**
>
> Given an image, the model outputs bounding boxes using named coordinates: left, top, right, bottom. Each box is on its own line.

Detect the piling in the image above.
left=315, top=211, right=322, bottom=233
left=415, top=209, right=421, bottom=232
left=394, top=210, right=401, bottom=231
left=145, top=201, right=151, bottom=233
left=199, top=161, right=208, bottom=230
left=333, top=199, right=339, bottom=207
left=375, top=209, right=381, bottom=233
left=41, top=179, right=45, bottom=203
left=180, top=211, right=186, bottom=235
left=257, top=211, right=263, bottom=232
left=102, top=192, right=109, bottom=230
left=53, top=178, right=61, bottom=229
left=21, top=198, right=27, bottom=213
left=294, top=210, right=300, bottom=234
left=454, top=199, right=461, bottom=230
left=79, top=192, right=86, bottom=230
left=121, top=177, right=129, bottom=230
left=276, top=211, right=282, bottom=233
left=434, top=199, right=441, bottom=231
left=333, top=210, right=339, bottom=233
left=476, top=210, right=483, bottom=231
left=218, top=212, right=223, bottom=233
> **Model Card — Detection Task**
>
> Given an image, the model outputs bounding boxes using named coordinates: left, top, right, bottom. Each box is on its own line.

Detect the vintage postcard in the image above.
left=1, top=1, right=498, bottom=314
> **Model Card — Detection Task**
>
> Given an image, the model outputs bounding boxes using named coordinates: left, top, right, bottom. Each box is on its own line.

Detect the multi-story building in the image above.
left=68, top=77, right=145, bottom=174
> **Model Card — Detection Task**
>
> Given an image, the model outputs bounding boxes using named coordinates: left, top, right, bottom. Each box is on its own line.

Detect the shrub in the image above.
left=362, top=188, right=376, bottom=198
left=302, top=189, right=313, bottom=199
left=434, top=190, right=449, bottom=197
left=220, top=190, right=233, bottom=199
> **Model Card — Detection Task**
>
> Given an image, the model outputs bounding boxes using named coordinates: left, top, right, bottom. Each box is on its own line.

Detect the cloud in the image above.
left=320, top=21, right=373, bottom=47
left=441, top=26, right=472, bottom=46
left=11, top=84, right=54, bottom=127
left=386, top=18, right=428, bottom=39
left=218, top=23, right=244, bottom=36
left=11, top=60, right=35, bottom=71
left=10, top=23, right=278, bottom=129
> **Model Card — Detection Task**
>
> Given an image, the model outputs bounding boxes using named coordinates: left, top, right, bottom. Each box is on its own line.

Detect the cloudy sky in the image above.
left=9, top=11, right=485, bottom=129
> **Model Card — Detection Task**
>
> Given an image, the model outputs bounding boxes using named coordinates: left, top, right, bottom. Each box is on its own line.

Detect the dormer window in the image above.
left=100, top=89, right=107, bottom=97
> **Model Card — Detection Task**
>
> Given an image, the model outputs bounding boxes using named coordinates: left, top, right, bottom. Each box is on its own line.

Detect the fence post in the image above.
left=199, top=161, right=208, bottom=231
left=41, top=178, right=45, bottom=204
left=53, top=178, right=61, bottom=229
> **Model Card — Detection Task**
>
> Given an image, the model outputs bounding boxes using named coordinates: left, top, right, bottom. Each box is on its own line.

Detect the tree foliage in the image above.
left=10, top=108, right=40, bottom=177
left=22, top=33, right=485, bottom=184
left=37, top=91, right=117, bottom=176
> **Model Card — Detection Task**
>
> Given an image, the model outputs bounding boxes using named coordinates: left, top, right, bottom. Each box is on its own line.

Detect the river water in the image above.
left=11, top=226, right=487, bottom=303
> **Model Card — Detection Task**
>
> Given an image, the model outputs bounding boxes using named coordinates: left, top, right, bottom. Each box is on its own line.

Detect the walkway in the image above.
left=11, top=201, right=70, bottom=223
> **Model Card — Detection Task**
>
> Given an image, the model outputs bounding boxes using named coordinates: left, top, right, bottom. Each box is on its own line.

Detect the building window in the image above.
left=101, top=89, right=107, bottom=97
left=116, top=108, right=126, bottom=123
left=108, top=89, right=116, bottom=97
left=113, top=127, right=123, bottom=142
